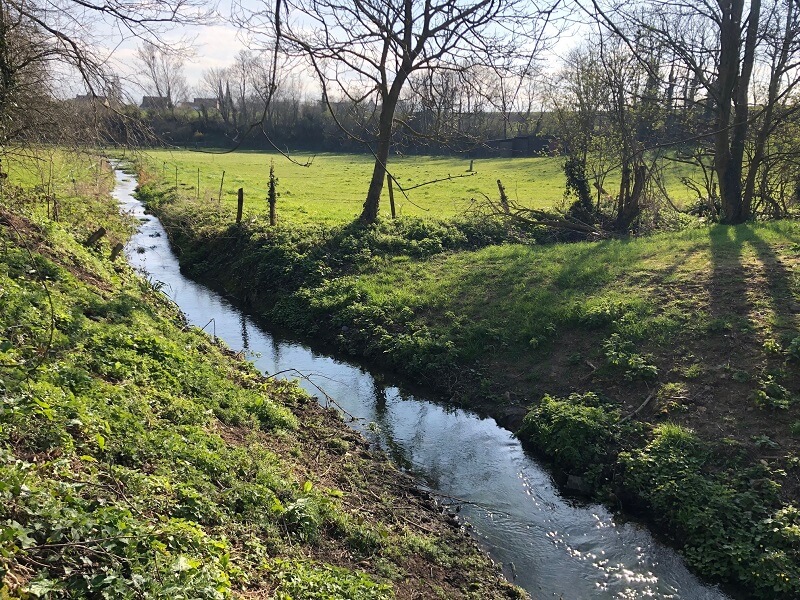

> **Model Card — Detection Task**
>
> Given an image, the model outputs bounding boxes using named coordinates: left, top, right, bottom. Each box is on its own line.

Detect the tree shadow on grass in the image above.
left=746, top=231, right=800, bottom=335
left=708, top=224, right=799, bottom=335
left=708, top=225, right=753, bottom=326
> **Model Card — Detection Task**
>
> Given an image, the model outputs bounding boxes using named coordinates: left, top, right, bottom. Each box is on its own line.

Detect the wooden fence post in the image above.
left=268, top=162, right=277, bottom=226
left=388, top=176, right=396, bottom=219
left=110, top=243, right=124, bottom=261
left=236, top=188, right=244, bottom=224
left=84, top=227, right=106, bottom=247
left=218, top=170, right=225, bottom=205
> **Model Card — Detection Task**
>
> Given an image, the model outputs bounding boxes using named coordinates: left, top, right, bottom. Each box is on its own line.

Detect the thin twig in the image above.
left=619, top=391, right=655, bottom=424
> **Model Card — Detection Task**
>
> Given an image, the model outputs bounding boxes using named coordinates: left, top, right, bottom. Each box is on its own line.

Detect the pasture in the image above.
left=140, top=149, right=697, bottom=225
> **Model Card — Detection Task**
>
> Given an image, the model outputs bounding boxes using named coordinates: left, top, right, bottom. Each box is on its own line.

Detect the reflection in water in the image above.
left=115, top=167, right=730, bottom=600
left=240, top=311, right=249, bottom=350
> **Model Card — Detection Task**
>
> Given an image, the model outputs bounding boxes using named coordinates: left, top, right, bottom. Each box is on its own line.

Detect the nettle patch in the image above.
left=518, top=393, right=800, bottom=598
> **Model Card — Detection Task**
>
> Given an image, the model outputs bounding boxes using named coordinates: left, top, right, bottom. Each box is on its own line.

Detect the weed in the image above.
left=621, top=425, right=799, bottom=598
left=753, top=374, right=793, bottom=410
left=731, top=369, right=751, bottom=383
left=787, top=336, right=800, bottom=361
left=752, top=434, right=780, bottom=449
left=658, top=383, right=690, bottom=414
left=602, top=333, right=658, bottom=380
left=267, top=560, right=393, bottom=600
left=517, top=392, right=630, bottom=488
left=764, top=338, right=783, bottom=354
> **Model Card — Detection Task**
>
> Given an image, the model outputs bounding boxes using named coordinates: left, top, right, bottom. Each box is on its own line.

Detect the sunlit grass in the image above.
left=140, top=148, right=697, bottom=225
left=3, top=146, right=110, bottom=193
left=345, top=222, right=800, bottom=363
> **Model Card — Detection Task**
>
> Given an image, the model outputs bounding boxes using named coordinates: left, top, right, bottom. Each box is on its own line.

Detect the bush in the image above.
left=517, top=392, right=624, bottom=487
left=620, top=424, right=800, bottom=598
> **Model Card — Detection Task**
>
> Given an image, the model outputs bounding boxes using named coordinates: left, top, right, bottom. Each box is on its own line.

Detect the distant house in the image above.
left=140, top=96, right=170, bottom=110
left=487, top=134, right=554, bottom=157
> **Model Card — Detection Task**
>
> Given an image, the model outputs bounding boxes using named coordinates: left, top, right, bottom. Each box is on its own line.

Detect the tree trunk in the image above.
left=615, top=164, right=645, bottom=231
left=360, top=89, right=402, bottom=223
left=360, top=129, right=391, bottom=223
left=716, top=0, right=760, bottom=224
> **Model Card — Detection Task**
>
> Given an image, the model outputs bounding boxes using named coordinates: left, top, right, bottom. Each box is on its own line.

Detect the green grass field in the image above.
left=2, top=147, right=110, bottom=193
left=141, top=149, right=697, bottom=225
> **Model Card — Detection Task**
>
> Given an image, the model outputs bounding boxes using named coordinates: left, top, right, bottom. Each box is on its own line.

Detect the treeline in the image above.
left=133, top=49, right=549, bottom=156
left=4, top=0, right=800, bottom=227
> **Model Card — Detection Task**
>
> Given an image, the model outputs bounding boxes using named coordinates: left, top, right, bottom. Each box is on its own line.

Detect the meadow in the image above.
left=139, top=148, right=697, bottom=225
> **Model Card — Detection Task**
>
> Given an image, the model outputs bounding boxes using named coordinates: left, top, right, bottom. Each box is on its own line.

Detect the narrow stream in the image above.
left=115, top=168, right=730, bottom=600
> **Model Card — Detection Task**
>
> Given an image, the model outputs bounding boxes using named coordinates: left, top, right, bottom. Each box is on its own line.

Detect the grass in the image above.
left=0, top=159, right=525, bottom=599
left=137, top=148, right=698, bottom=225
left=139, top=156, right=800, bottom=597
left=3, top=147, right=111, bottom=195
left=345, top=223, right=800, bottom=361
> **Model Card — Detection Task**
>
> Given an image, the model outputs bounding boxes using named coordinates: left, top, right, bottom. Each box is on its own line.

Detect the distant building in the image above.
left=487, top=134, right=554, bottom=157
left=140, top=96, right=170, bottom=110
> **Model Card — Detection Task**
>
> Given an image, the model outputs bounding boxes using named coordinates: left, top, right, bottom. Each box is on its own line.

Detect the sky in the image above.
left=101, top=0, right=582, bottom=104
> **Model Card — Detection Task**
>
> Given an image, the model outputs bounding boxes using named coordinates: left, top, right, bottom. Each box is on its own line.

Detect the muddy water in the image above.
left=115, top=168, right=730, bottom=600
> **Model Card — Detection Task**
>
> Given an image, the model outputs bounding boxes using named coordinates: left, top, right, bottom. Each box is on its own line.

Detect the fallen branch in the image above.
left=619, top=391, right=656, bottom=424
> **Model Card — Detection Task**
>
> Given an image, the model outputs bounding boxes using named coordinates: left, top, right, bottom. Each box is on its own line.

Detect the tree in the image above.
left=549, top=35, right=671, bottom=232
left=239, top=0, right=552, bottom=223
left=0, top=2, right=56, bottom=145
left=0, top=0, right=208, bottom=148
left=589, top=0, right=800, bottom=223
left=137, top=42, right=190, bottom=112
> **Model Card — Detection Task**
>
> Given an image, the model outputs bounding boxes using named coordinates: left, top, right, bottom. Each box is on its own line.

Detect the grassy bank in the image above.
left=139, top=164, right=800, bottom=598
left=0, top=164, right=524, bottom=598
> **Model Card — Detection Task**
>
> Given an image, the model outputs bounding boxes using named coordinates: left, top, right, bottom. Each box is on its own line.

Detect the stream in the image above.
left=115, top=167, right=731, bottom=600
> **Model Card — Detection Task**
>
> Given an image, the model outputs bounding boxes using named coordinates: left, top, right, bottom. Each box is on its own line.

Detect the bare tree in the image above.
left=237, top=0, right=554, bottom=223
left=588, top=0, right=800, bottom=223
left=137, top=41, right=190, bottom=112
left=0, top=2, right=56, bottom=145
left=0, top=0, right=209, bottom=150
left=202, top=66, right=234, bottom=127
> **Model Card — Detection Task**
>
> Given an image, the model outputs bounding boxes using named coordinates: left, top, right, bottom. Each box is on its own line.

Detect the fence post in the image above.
left=218, top=170, right=225, bottom=205
left=110, top=243, right=124, bottom=261
left=236, top=188, right=244, bottom=224
left=388, top=176, right=396, bottom=219
left=84, top=227, right=106, bottom=247
left=268, top=161, right=277, bottom=226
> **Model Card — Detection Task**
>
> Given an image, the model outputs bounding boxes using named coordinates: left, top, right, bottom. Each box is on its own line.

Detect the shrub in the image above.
left=517, top=392, right=623, bottom=487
